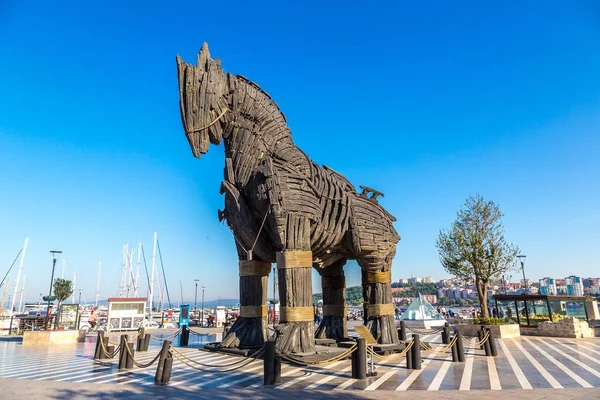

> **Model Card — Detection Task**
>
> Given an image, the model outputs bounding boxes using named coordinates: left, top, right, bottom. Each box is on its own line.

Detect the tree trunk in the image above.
left=476, top=278, right=489, bottom=318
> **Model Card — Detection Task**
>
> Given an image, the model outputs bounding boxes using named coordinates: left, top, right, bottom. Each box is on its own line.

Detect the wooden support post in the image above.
left=154, top=340, right=172, bottom=385
left=316, top=262, right=347, bottom=341
left=264, top=341, right=275, bottom=385
left=456, top=331, right=465, bottom=362
left=487, top=328, right=498, bottom=357
left=362, top=269, right=399, bottom=344
left=275, top=251, right=315, bottom=354
left=221, top=260, right=270, bottom=349
left=411, top=334, right=421, bottom=370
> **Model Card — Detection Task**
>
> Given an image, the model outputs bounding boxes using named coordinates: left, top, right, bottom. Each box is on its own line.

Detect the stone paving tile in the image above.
left=2, top=334, right=600, bottom=394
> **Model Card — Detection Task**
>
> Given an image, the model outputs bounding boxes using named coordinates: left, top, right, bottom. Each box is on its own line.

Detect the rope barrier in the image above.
left=461, top=331, right=489, bottom=348
left=404, top=325, right=445, bottom=334
left=366, top=339, right=414, bottom=361
left=419, top=335, right=457, bottom=353
left=170, top=345, right=266, bottom=368
left=98, top=335, right=121, bottom=358
left=123, top=344, right=162, bottom=368
left=279, top=344, right=357, bottom=366
left=169, top=346, right=264, bottom=372
left=150, top=329, right=183, bottom=342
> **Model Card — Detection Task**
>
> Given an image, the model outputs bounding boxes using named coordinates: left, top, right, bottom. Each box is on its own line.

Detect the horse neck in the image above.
left=221, top=78, right=310, bottom=186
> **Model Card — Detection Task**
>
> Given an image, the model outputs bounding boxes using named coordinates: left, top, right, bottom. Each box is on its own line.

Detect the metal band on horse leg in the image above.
left=365, top=303, right=395, bottom=317
left=240, top=305, right=268, bottom=318
left=365, top=270, right=392, bottom=284
left=276, top=251, right=312, bottom=269
left=280, top=306, right=314, bottom=322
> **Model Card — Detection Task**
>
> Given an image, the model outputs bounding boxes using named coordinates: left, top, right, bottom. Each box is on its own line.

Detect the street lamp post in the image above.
left=518, top=255, right=527, bottom=294
left=77, top=288, right=83, bottom=329
left=201, top=286, right=205, bottom=327
left=194, top=279, right=199, bottom=313
left=46, top=250, right=62, bottom=330
left=78, top=289, right=82, bottom=304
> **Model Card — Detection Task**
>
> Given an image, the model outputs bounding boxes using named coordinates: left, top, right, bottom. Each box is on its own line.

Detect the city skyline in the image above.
left=1, top=2, right=599, bottom=301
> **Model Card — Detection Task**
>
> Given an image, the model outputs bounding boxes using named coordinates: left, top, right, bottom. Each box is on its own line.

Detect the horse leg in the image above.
left=220, top=257, right=271, bottom=349
left=274, top=213, right=315, bottom=354
left=357, top=249, right=399, bottom=344
left=315, top=259, right=348, bottom=340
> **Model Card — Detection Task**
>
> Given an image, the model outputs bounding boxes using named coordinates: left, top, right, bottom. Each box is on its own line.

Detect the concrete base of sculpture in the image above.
left=520, top=317, right=594, bottom=338
left=455, top=323, right=520, bottom=339
left=403, top=319, right=447, bottom=329
left=23, top=330, right=84, bottom=346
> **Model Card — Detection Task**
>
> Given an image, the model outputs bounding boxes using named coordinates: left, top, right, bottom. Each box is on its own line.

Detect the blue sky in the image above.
left=0, top=2, right=598, bottom=304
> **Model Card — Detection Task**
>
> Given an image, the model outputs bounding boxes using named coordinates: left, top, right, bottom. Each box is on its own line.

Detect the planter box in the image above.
left=23, top=330, right=83, bottom=346
left=454, top=323, right=520, bottom=339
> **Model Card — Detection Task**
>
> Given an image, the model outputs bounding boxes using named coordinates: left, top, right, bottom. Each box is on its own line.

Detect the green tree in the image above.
left=53, top=278, right=74, bottom=328
left=436, top=195, right=518, bottom=318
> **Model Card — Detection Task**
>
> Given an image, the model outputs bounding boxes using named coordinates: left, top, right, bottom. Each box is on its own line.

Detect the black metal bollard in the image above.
left=126, top=341, right=135, bottom=369
left=456, top=331, right=465, bottom=362
left=179, top=325, right=189, bottom=347
left=487, top=328, right=498, bottom=356
left=406, top=341, right=413, bottom=370
left=143, top=333, right=151, bottom=351
left=477, top=329, right=485, bottom=350
left=411, top=334, right=421, bottom=370
left=136, top=328, right=145, bottom=352
left=399, top=321, right=407, bottom=341
left=442, top=323, right=450, bottom=344
left=274, top=355, right=282, bottom=384
left=264, top=341, right=276, bottom=385
left=351, top=338, right=367, bottom=379
left=154, top=340, right=172, bottom=385
left=118, top=336, right=129, bottom=370
left=94, top=331, right=104, bottom=360
left=451, top=334, right=459, bottom=362
left=483, top=329, right=492, bottom=357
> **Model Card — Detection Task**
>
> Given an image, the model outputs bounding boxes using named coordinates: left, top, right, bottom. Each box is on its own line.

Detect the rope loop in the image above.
left=279, top=343, right=357, bottom=366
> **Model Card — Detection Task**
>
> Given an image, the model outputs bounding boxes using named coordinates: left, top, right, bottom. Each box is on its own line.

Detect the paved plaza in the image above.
left=1, top=329, right=600, bottom=398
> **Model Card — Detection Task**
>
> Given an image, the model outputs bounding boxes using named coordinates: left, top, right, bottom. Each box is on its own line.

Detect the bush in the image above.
left=473, top=317, right=509, bottom=325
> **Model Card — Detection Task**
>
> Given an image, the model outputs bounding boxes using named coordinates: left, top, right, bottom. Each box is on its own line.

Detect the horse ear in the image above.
left=197, top=42, right=211, bottom=70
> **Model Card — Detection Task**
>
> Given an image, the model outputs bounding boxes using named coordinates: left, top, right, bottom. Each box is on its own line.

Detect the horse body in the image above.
left=177, top=43, right=401, bottom=352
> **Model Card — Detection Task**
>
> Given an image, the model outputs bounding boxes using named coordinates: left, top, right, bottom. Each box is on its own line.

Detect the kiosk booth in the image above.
left=180, top=304, right=190, bottom=327
left=107, top=298, right=147, bottom=331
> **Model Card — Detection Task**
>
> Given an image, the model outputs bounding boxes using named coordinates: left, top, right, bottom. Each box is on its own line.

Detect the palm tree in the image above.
left=53, top=279, right=73, bottom=329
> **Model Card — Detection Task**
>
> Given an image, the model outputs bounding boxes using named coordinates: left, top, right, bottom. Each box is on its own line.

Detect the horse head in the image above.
left=176, top=43, right=229, bottom=158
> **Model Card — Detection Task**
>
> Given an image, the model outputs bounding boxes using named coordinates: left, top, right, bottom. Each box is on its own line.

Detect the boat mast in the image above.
left=1, top=277, right=9, bottom=309
left=72, top=269, right=77, bottom=303
left=10, top=237, right=28, bottom=313
left=18, top=274, right=26, bottom=312
left=95, top=259, right=101, bottom=307
left=135, top=241, right=141, bottom=297
left=149, top=232, right=157, bottom=317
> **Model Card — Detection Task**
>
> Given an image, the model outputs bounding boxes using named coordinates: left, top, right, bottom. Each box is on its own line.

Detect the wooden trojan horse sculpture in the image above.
left=177, top=43, right=400, bottom=354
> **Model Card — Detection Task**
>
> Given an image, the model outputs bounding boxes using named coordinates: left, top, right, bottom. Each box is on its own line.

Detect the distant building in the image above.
left=566, top=276, right=584, bottom=296
left=539, top=277, right=556, bottom=295
left=398, top=278, right=408, bottom=285
left=408, top=277, right=422, bottom=285
left=422, top=276, right=434, bottom=283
